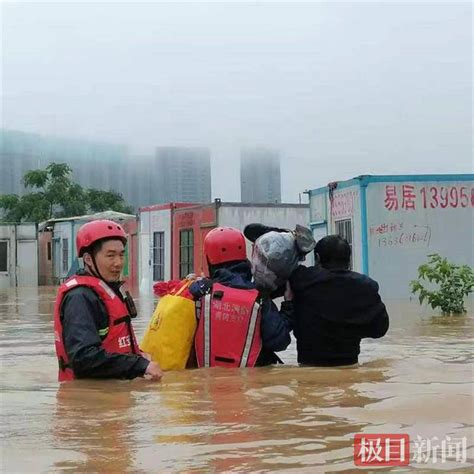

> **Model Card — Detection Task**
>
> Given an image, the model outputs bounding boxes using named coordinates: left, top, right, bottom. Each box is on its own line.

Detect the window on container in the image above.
left=62, top=238, right=69, bottom=273
left=179, top=229, right=194, bottom=278
left=335, top=219, right=353, bottom=270
left=47, top=242, right=52, bottom=261
left=153, top=231, right=165, bottom=281
left=0, top=241, right=8, bottom=272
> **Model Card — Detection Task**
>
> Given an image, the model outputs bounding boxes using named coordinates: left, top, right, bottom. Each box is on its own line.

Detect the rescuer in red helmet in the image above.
left=53, top=219, right=163, bottom=382
left=191, top=227, right=293, bottom=367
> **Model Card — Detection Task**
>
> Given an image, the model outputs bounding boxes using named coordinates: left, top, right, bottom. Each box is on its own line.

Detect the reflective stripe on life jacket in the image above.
left=54, top=275, right=139, bottom=382
left=195, top=283, right=262, bottom=368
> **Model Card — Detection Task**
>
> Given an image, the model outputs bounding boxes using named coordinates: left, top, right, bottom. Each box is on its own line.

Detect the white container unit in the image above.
left=308, top=175, right=474, bottom=299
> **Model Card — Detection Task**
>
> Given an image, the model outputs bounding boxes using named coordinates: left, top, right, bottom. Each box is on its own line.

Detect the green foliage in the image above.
left=46, top=163, right=71, bottom=179
left=59, top=183, right=88, bottom=218
left=87, top=189, right=133, bottom=214
left=0, top=194, right=24, bottom=222
left=410, top=254, right=474, bottom=315
left=23, top=169, right=49, bottom=188
left=0, top=162, right=133, bottom=222
left=20, top=193, right=51, bottom=222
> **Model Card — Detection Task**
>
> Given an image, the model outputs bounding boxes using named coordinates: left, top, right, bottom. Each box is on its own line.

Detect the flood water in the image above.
left=1, top=287, right=473, bottom=472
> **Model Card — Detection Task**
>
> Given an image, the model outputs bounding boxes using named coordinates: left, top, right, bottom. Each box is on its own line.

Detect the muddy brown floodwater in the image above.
left=1, top=287, right=473, bottom=472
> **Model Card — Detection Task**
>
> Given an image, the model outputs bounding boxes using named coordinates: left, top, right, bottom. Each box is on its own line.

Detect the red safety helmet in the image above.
left=204, top=227, right=247, bottom=265
left=76, top=219, right=127, bottom=257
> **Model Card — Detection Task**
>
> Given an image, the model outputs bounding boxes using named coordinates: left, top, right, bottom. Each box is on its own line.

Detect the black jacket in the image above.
left=289, top=265, right=389, bottom=366
left=60, top=280, right=149, bottom=379
left=189, top=261, right=293, bottom=366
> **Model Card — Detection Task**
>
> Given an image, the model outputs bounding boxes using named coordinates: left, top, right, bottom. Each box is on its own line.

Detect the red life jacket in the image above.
left=195, top=283, right=262, bottom=368
left=54, top=275, right=139, bottom=382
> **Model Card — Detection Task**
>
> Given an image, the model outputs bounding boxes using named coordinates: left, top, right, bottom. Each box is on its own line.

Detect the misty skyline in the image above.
left=2, top=1, right=472, bottom=202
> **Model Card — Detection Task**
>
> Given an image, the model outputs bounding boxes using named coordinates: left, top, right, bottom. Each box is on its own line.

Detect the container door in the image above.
left=17, top=240, right=38, bottom=287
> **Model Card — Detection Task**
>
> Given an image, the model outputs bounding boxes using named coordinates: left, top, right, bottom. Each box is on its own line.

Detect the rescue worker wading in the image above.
left=54, top=220, right=163, bottom=382
left=191, top=227, right=293, bottom=367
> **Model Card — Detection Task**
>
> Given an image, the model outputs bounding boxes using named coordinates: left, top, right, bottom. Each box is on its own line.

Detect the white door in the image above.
left=0, top=240, right=11, bottom=289
left=17, top=240, right=38, bottom=287
left=53, top=238, right=61, bottom=281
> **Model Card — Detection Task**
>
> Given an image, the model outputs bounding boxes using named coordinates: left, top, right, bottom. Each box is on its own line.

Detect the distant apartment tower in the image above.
left=240, top=147, right=281, bottom=203
left=120, top=156, right=154, bottom=210
left=0, top=129, right=128, bottom=197
left=0, top=129, right=44, bottom=195
left=152, top=147, right=211, bottom=203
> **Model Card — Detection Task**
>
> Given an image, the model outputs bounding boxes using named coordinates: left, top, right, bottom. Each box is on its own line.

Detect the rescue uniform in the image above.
left=191, top=261, right=293, bottom=367
left=54, top=273, right=149, bottom=381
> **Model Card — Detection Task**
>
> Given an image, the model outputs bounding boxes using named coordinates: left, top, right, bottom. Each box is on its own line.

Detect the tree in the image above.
left=22, top=163, right=75, bottom=219
left=59, top=183, right=88, bottom=218
left=410, top=254, right=474, bottom=315
left=87, top=189, right=133, bottom=214
left=0, top=194, right=24, bottom=222
left=0, top=162, right=133, bottom=222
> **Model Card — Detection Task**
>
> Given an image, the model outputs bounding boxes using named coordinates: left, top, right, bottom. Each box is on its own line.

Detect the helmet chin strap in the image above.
left=84, top=253, right=106, bottom=282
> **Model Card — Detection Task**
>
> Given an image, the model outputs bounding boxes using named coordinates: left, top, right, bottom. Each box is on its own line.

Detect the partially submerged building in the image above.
left=139, top=200, right=310, bottom=293
left=307, top=174, right=474, bottom=298
left=38, top=211, right=138, bottom=287
left=0, top=223, right=38, bottom=288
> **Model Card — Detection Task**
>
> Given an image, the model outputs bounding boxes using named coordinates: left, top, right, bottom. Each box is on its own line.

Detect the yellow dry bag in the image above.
left=140, top=281, right=197, bottom=371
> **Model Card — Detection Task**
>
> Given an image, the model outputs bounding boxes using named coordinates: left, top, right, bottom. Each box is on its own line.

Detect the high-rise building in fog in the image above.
left=120, top=156, right=154, bottom=210
left=152, top=147, right=211, bottom=204
left=1, top=131, right=213, bottom=210
left=0, top=129, right=128, bottom=198
left=0, top=130, right=44, bottom=195
left=240, top=147, right=281, bottom=203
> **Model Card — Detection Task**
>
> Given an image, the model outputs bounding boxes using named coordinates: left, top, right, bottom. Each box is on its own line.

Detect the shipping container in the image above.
left=308, top=175, right=474, bottom=299
left=0, top=223, right=38, bottom=288
left=39, top=211, right=138, bottom=287
left=139, top=200, right=310, bottom=293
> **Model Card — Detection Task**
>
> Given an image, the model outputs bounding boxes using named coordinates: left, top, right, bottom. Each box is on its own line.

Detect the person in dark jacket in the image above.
left=56, top=220, right=163, bottom=381
left=190, top=227, right=293, bottom=366
left=288, top=235, right=389, bottom=366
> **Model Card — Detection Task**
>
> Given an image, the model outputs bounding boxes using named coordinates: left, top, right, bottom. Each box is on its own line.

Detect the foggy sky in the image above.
left=1, top=1, right=472, bottom=202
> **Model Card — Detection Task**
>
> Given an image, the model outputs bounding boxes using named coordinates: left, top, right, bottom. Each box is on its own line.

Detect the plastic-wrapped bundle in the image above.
left=251, top=231, right=300, bottom=291
left=249, top=225, right=316, bottom=291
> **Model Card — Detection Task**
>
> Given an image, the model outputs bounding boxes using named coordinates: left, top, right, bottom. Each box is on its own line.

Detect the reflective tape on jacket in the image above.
left=195, top=283, right=262, bottom=368
left=53, top=275, right=139, bottom=382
